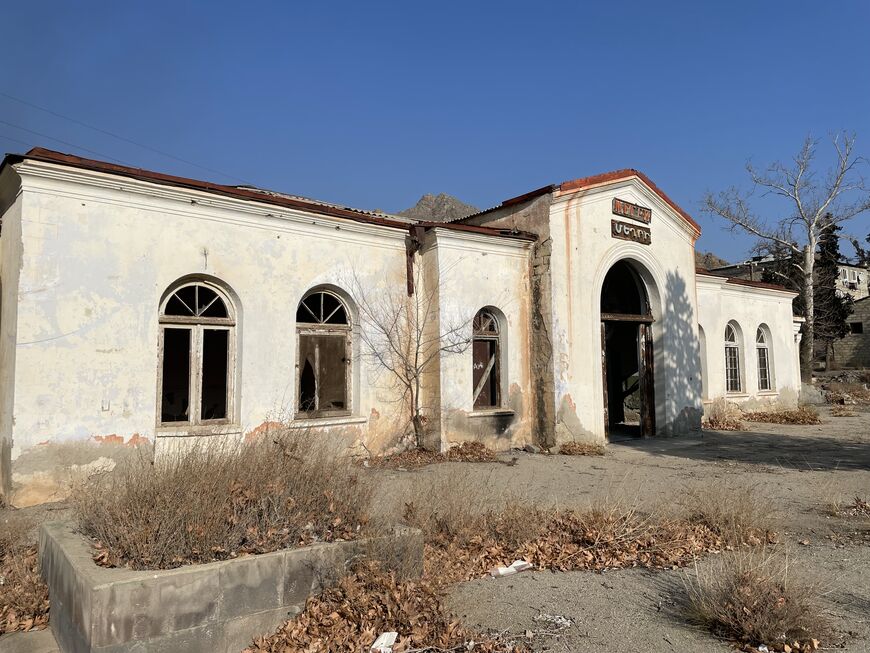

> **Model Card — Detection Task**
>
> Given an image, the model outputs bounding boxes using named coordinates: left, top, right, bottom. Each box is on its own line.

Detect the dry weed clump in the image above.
left=830, top=404, right=857, bottom=417
left=682, top=549, right=828, bottom=651
left=73, top=429, right=373, bottom=570
left=403, top=475, right=736, bottom=586
left=681, top=484, right=777, bottom=547
left=365, top=441, right=497, bottom=469
left=244, top=562, right=525, bottom=653
left=559, top=441, right=606, bottom=456
left=703, top=398, right=745, bottom=431
left=0, top=515, right=49, bottom=635
left=743, top=405, right=821, bottom=425
left=824, top=381, right=870, bottom=405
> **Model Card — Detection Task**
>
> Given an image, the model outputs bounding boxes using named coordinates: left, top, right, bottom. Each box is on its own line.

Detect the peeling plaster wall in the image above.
left=5, top=161, right=418, bottom=465
left=696, top=275, right=801, bottom=408
left=0, top=172, right=24, bottom=498
left=425, top=229, right=533, bottom=451
left=462, top=195, right=556, bottom=446
left=548, top=181, right=703, bottom=442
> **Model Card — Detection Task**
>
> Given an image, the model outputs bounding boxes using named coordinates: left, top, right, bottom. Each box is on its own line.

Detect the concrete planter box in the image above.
left=39, top=521, right=422, bottom=653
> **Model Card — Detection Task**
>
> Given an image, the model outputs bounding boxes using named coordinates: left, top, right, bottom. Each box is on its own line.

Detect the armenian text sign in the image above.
left=611, top=219, right=651, bottom=245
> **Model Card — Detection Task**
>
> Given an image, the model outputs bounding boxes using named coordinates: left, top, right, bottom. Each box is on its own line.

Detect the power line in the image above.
left=0, top=91, right=249, bottom=184
left=0, top=118, right=130, bottom=165
left=0, top=132, right=34, bottom=150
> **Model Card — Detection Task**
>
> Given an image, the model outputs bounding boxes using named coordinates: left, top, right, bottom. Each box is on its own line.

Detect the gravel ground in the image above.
left=376, top=404, right=870, bottom=652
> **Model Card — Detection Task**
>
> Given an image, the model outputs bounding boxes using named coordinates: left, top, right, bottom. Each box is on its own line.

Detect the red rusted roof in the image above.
left=456, top=169, right=700, bottom=235
left=559, top=169, right=701, bottom=234
left=2, top=148, right=536, bottom=242
left=696, top=266, right=794, bottom=293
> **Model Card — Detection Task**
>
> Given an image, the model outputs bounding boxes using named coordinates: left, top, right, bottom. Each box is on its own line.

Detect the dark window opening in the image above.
left=201, top=329, right=229, bottom=420
left=849, top=322, right=864, bottom=334
left=472, top=309, right=501, bottom=409
left=296, top=291, right=348, bottom=325
left=473, top=339, right=499, bottom=408
left=601, top=261, right=648, bottom=316
left=161, top=328, right=191, bottom=422
left=159, top=282, right=235, bottom=426
left=297, top=333, right=349, bottom=416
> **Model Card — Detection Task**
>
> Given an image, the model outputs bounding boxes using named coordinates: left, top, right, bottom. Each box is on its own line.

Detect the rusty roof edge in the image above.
left=696, top=267, right=795, bottom=294
left=449, top=184, right=557, bottom=223
left=4, top=148, right=531, bottom=241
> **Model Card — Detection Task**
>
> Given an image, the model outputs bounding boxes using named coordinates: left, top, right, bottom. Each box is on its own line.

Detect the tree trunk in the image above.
left=800, top=243, right=815, bottom=383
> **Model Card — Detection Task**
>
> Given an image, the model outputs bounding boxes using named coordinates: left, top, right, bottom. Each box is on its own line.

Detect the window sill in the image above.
left=468, top=408, right=515, bottom=418
left=725, top=393, right=749, bottom=399
left=756, top=390, right=779, bottom=397
left=156, top=425, right=242, bottom=437
left=289, top=415, right=368, bottom=429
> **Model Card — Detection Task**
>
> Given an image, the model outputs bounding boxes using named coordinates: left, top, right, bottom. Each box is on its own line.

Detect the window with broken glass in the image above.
left=472, top=309, right=501, bottom=409
left=724, top=323, right=742, bottom=393
left=296, top=290, right=352, bottom=418
left=756, top=327, right=772, bottom=391
left=158, top=281, right=235, bottom=426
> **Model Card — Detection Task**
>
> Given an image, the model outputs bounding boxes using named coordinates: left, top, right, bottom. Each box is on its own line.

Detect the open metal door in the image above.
left=601, top=321, right=609, bottom=439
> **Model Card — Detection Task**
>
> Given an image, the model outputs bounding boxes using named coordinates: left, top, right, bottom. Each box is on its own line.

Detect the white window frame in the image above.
left=756, top=327, right=772, bottom=392
left=295, top=290, right=353, bottom=419
left=157, top=281, right=236, bottom=428
left=724, top=323, right=742, bottom=394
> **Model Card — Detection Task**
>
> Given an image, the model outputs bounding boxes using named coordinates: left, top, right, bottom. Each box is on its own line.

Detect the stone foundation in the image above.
left=39, top=521, right=422, bottom=653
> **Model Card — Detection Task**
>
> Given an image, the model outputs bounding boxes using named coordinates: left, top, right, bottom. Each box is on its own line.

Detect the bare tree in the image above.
left=703, top=133, right=870, bottom=380
left=348, top=261, right=471, bottom=449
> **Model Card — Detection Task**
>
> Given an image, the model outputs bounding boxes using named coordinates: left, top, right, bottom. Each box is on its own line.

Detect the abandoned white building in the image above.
left=0, top=148, right=804, bottom=500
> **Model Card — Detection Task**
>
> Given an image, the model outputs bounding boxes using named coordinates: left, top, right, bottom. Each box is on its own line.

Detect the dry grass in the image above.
left=682, top=548, right=828, bottom=650
left=680, top=483, right=777, bottom=547
left=0, top=513, right=49, bottom=634
left=703, top=398, right=745, bottom=431
left=244, top=562, right=525, bottom=653
left=559, top=441, right=606, bottom=456
left=401, top=473, right=751, bottom=586
left=743, top=405, right=822, bottom=425
left=365, top=441, right=497, bottom=469
left=830, top=404, right=857, bottom=417
left=73, top=428, right=374, bottom=570
left=824, top=381, right=870, bottom=405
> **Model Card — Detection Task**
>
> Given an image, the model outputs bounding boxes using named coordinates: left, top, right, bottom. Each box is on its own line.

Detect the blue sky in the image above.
left=2, top=1, right=869, bottom=262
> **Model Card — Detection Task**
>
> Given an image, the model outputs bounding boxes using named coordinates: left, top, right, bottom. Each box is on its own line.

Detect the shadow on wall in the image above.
left=664, top=271, right=702, bottom=434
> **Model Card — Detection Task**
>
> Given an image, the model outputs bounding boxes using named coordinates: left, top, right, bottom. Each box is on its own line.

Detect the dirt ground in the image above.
left=374, top=404, right=870, bottom=653
left=2, top=404, right=868, bottom=652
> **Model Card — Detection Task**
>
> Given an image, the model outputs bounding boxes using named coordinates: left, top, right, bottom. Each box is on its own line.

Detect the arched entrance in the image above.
left=600, top=260, right=656, bottom=438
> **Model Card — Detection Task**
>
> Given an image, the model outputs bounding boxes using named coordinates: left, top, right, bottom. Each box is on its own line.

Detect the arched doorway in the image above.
left=600, top=260, right=655, bottom=438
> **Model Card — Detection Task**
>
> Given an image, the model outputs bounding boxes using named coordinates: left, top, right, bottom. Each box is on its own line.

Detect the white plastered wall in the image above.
left=4, top=160, right=421, bottom=458
left=696, top=274, right=801, bottom=407
left=547, top=179, right=703, bottom=442
left=424, top=228, right=533, bottom=451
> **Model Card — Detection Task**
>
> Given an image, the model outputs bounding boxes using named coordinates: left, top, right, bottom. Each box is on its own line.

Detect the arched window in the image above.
left=756, top=326, right=772, bottom=391
left=296, top=290, right=352, bottom=417
left=698, top=325, right=708, bottom=400
left=724, top=322, right=742, bottom=393
left=159, top=280, right=236, bottom=425
left=472, top=309, right=501, bottom=408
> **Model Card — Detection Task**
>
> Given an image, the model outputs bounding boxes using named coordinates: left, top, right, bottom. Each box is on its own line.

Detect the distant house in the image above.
left=832, top=296, right=870, bottom=368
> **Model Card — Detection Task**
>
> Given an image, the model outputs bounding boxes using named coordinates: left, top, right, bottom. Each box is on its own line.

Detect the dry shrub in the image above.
left=559, top=441, right=606, bottom=456
left=366, top=441, right=497, bottom=469
left=403, top=475, right=730, bottom=586
left=681, top=484, right=777, bottom=547
left=244, top=562, right=524, bottom=653
left=743, top=405, right=821, bottom=425
left=824, top=381, right=870, bottom=405
left=682, top=548, right=828, bottom=649
left=0, top=514, right=49, bottom=634
left=703, top=398, right=745, bottom=431
left=73, top=428, right=373, bottom=569
left=830, top=404, right=856, bottom=417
